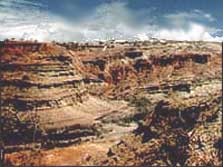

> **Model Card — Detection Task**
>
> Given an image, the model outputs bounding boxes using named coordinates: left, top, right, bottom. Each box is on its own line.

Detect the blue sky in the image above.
left=0, top=0, right=222, bottom=41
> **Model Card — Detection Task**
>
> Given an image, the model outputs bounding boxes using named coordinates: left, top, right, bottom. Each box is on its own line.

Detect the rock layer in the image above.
left=1, top=41, right=134, bottom=149
left=1, top=40, right=222, bottom=166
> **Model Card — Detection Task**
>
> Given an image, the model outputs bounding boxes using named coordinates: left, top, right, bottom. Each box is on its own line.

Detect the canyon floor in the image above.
left=0, top=40, right=222, bottom=166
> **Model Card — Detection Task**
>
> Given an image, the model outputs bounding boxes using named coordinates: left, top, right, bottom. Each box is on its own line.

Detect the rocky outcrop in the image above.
left=95, top=80, right=222, bottom=166
left=73, top=41, right=221, bottom=166
left=2, top=40, right=222, bottom=166
left=1, top=42, right=89, bottom=145
left=1, top=41, right=135, bottom=150
left=72, top=41, right=221, bottom=100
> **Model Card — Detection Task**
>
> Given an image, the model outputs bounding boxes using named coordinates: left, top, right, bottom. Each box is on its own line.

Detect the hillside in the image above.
left=1, top=40, right=222, bottom=166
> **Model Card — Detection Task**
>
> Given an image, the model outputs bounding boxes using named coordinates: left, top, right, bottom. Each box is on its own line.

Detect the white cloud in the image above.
left=0, top=0, right=222, bottom=42
left=0, top=0, right=50, bottom=41
left=155, top=23, right=216, bottom=41
left=72, top=1, right=156, bottom=41
left=158, top=10, right=222, bottom=41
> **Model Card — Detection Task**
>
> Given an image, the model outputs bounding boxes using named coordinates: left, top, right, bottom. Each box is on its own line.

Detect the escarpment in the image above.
left=2, top=40, right=222, bottom=166
left=94, top=80, right=222, bottom=166
left=71, top=41, right=222, bottom=166
left=73, top=41, right=221, bottom=99
left=1, top=42, right=89, bottom=146
left=1, top=41, right=134, bottom=149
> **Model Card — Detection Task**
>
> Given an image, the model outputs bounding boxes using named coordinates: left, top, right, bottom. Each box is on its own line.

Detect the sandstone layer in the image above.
left=1, top=40, right=222, bottom=166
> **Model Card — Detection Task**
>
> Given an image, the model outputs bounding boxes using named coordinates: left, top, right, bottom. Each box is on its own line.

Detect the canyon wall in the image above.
left=1, top=40, right=222, bottom=166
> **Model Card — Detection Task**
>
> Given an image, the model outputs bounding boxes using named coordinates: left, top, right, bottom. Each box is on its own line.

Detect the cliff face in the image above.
left=1, top=42, right=135, bottom=149
left=74, top=41, right=221, bottom=99
left=72, top=41, right=222, bottom=166
left=1, top=40, right=222, bottom=166
left=99, top=81, right=222, bottom=166
left=1, top=43, right=87, bottom=145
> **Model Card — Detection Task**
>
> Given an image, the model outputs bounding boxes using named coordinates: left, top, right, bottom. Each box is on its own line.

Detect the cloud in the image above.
left=50, top=1, right=156, bottom=41
left=154, top=10, right=222, bottom=41
left=155, top=23, right=215, bottom=41
left=0, top=0, right=222, bottom=42
left=0, top=0, right=50, bottom=41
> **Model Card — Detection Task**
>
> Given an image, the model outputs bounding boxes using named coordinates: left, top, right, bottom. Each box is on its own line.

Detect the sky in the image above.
left=0, top=0, right=222, bottom=42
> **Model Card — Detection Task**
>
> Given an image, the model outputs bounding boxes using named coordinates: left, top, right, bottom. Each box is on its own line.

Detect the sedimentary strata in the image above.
left=1, top=40, right=222, bottom=166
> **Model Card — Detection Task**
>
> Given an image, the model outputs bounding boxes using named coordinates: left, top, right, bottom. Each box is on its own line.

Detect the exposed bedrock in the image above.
left=75, top=41, right=221, bottom=100
left=1, top=40, right=222, bottom=166
left=1, top=44, right=89, bottom=146
left=1, top=43, right=133, bottom=149
left=97, top=83, right=222, bottom=166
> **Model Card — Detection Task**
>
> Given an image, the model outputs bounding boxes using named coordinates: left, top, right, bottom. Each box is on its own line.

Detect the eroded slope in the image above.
left=1, top=40, right=222, bottom=166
